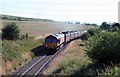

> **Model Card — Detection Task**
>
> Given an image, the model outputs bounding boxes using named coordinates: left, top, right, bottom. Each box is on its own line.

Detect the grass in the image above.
left=51, top=39, right=120, bottom=76
left=1, top=19, right=95, bottom=75
left=52, top=40, right=92, bottom=75
left=2, top=38, right=44, bottom=75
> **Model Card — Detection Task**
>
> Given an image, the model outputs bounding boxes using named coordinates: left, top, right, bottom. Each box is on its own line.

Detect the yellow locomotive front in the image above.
left=45, top=33, right=65, bottom=50
left=45, top=35, right=57, bottom=49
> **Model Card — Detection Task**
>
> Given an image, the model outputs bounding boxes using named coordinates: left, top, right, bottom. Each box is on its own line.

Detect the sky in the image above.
left=0, top=0, right=120, bottom=25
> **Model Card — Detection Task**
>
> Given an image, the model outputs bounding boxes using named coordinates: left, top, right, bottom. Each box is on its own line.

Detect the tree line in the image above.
left=81, top=21, right=120, bottom=65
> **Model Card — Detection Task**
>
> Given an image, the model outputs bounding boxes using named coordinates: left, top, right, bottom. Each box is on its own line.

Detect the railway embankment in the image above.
left=2, top=37, right=44, bottom=75
left=43, top=39, right=92, bottom=75
left=44, top=39, right=120, bottom=76
left=43, top=28, right=120, bottom=76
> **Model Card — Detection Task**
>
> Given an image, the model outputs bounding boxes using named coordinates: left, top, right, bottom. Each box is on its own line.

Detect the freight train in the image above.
left=45, top=30, right=86, bottom=53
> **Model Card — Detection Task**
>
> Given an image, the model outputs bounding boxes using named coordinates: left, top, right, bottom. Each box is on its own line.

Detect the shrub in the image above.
left=112, top=23, right=120, bottom=28
left=87, top=28, right=95, bottom=36
left=81, top=28, right=101, bottom=41
left=2, top=22, right=20, bottom=40
left=100, top=22, right=111, bottom=30
left=87, top=28, right=101, bottom=36
left=21, top=35, right=26, bottom=39
left=86, top=32, right=120, bottom=65
left=81, top=32, right=91, bottom=40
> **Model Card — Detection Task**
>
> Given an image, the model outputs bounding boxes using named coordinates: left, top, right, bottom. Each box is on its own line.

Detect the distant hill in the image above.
left=0, top=14, right=54, bottom=22
left=63, top=21, right=98, bottom=27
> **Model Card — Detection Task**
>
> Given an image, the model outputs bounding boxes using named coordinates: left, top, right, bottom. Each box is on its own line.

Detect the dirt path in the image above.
left=34, top=33, right=52, bottom=40
left=34, top=36, right=44, bottom=40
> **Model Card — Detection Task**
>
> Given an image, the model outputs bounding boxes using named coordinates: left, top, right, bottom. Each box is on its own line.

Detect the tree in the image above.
left=100, top=22, right=111, bottom=30
left=87, top=29, right=96, bottom=36
left=87, top=28, right=101, bottom=36
left=18, top=17, right=21, bottom=21
left=91, top=23, right=98, bottom=27
left=86, top=32, right=120, bottom=65
left=76, top=22, right=80, bottom=24
left=112, top=23, right=120, bottom=27
left=81, top=32, right=91, bottom=40
left=2, top=22, right=20, bottom=40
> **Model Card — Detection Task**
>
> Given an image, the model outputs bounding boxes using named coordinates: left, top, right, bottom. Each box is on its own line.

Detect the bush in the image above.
left=81, top=28, right=101, bottom=41
left=81, top=32, right=91, bottom=40
left=20, top=33, right=29, bottom=40
left=21, top=35, right=26, bottom=39
left=100, top=22, right=111, bottom=30
left=87, top=28, right=95, bottom=36
left=86, top=31, right=120, bottom=65
left=87, top=28, right=101, bottom=36
left=2, top=22, right=20, bottom=40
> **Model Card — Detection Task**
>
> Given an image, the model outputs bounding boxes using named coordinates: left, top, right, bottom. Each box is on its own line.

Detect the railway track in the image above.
left=12, top=44, right=67, bottom=77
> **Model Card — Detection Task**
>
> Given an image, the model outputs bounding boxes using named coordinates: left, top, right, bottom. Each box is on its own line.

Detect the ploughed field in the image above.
left=1, top=20, right=94, bottom=37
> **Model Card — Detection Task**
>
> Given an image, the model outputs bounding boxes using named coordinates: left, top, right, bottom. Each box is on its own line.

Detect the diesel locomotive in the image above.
left=45, top=30, right=86, bottom=52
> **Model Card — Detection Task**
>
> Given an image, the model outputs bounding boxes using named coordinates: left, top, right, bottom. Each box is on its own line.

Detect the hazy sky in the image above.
left=0, top=0, right=119, bottom=24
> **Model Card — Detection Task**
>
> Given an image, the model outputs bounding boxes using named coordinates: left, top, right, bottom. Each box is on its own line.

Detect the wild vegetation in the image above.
left=2, top=22, right=44, bottom=75
left=52, top=22, right=120, bottom=76
left=1, top=15, right=94, bottom=75
left=86, top=31, right=120, bottom=64
left=48, top=40, right=92, bottom=75
left=2, top=38, right=44, bottom=74
left=2, top=22, right=20, bottom=40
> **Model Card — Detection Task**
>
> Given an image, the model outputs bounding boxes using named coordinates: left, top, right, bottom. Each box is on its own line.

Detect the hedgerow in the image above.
left=85, top=31, right=120, bottom=65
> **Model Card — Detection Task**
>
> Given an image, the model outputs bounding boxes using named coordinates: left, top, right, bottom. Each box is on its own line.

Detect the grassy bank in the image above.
left=50, top=28, right=120, bottom=76
left=50, top=39, right=120, bottom=76
left=44, top=40, right=91, bottom=75
left=53, top=40, right=91, bottom=75
left=2, top=38, right=44, bottom=75
left=49, top=40, right=92, bottom=75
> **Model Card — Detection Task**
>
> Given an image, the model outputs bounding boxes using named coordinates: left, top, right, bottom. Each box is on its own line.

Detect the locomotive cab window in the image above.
left=51, top=38, right=57, bottom=43
left=45, top=39, right=51, bottom=43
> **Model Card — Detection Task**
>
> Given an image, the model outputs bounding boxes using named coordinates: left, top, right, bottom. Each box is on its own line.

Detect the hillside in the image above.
left=0, top=14, right=54, bottom=22
left=0, top=14, right=96, bottom=41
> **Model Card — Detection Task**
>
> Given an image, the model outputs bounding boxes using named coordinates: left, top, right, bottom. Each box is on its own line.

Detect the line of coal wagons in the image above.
left=45, top=30, right=87, bottom=51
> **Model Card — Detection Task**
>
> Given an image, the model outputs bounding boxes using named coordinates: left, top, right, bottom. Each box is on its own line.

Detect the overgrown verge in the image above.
left=51, top=40, right=92, bottom=75
left=2, top=38, right=44, bottom=75
left=51, top=22, right=120, bottom=76
left=83, top=30, right=120, bottom=75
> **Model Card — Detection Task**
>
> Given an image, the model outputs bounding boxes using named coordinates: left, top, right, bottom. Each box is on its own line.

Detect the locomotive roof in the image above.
left=52, top=33, right=64, bottom=39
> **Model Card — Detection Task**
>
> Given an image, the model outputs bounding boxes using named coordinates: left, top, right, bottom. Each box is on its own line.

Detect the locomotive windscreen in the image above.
left=51, top=39, right=57, bottom=43
left=45, top=38, right=51, bottom=43
left=45, top=35, right=58, bottom=43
